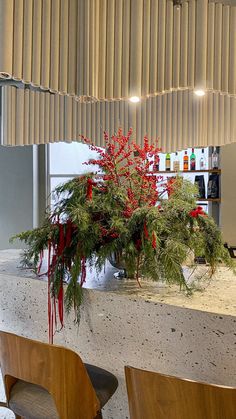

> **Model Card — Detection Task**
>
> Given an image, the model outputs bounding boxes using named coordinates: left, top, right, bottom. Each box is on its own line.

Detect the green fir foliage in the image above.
left=12, top=130, right=235, bottom=320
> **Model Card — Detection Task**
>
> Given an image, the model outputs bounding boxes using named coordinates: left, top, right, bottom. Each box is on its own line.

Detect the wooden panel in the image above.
left=0, top=331, right=100, bottom=419
left=125, top=366, right=236, bottom=419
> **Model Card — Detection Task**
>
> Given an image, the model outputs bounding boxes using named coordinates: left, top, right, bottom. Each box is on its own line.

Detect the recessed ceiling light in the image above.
left=129, top=96, right=140, bottom=103
left=194, top=89, right=205, bottom=97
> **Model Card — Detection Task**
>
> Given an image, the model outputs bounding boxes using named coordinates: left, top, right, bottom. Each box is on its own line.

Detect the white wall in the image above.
left=221, top=143, right=236, bottom=246
left=0, top=146, right=35, bottom=249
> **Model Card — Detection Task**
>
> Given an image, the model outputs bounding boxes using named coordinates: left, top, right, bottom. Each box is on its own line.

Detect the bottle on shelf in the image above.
left=190, top=148, right=196, bottom=171
left=212, top=147, right=219, bottom=169
left=173, top=152, right=180, bottom=171
left=183, top=151, right=189, bottom=171
left=153, top=154, right=160, bottom=172
left=200, top=148, right=207, bottom=170
left=165, top=153, right=171, bottom=171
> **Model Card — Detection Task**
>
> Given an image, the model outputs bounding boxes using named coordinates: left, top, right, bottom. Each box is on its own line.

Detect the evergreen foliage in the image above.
left=12, top=129, right=234, bottom=325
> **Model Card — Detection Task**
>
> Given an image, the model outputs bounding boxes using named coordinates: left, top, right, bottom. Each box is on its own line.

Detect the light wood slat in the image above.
left=0, top=0, right=14, bottom=78
left=172, top=6, right=180, bottom=89
left=59, top=0, right=68, bottom=94
left=13, top=0, right=24, bottom=80
left=157, top=0, right=166, bottom=93
left=67, top=0, right=77, bottom=96
left=113, top=0, right=123, bottom=99
left=214, top=3, right=223, bottom=92
left=49, top=93, right=55, bottom=142
left=89, top=0, right=95, bottom=98
left=121, top=0, right=130, bottom=98
left=96, top=101, right=101, bottom=147
left=149, top=0, right=158, bottom=93
left=224, top=94, right=230, bottom=144
left=182, top=90, right=188, bottom=151
left=23, top=89, right=30, bottom=145
left=130, top=0, right=143, bottom=98
left=39, top=92, right=45, bottom=144
left=93, top=0, right=99, bottom=99
left=59, top=94, right=65, bottom=141
left=229, top=6, right=236, bottom=95
left=221, top=5, right=230, bottom=94
left=106, top=0, right=115, bottom=99
left=72, top=95, right=77, bottom=139
left=195, top=0, right=207, bottom=90
left=32, top=0, right=42, bottom=87
left=142, top=0, right=150, bottom=96
left=44, top=92, right=50, bottom=143
left=97, top=0, right=106, bottom=99
left=172, top=91, right=178, bottom=151
left=83, top=0, right=90, bottom=97
left=22, top=0, right=33, bottom=83
left=15, top=88, right=24, bottom=145
left=64, top=95, right=73, bottom=142
left=77, top=0, right=85, bottom=97
left=54, top=93, right=60, bottom=142
left=151, top=96, right=156, bottom=140
left=41, top=0, right=51, bottom=90
left=207, top=2, right=215, bottom=90
left=1, top=86, right=10, bottom=145
left=50, top=0, right=60, bottom=93
left=187, top=0, right=196, bottom=88
left=180, top=2, right=188, bottom=88
left=29, top=90, right=35, bottom=145
left=165, top=0, right=173, bottom=91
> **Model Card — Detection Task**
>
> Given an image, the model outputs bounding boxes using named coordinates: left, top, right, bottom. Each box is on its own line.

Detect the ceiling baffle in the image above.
left=2, top=86, right=236, bottom=151
left=0, top=0, right=236, bottom=100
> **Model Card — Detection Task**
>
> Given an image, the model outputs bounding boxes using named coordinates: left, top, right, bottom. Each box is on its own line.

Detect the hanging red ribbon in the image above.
left=152, top=231, right=157, bottom=249
left=86, top=178, right=95, bottom=200
left=48, top=240, right=53, bottom=344
left=143, top=221, right=149, bottom=239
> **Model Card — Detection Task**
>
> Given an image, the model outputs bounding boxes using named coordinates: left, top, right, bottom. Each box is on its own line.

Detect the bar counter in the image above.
left=0, top=250, right=236, bottom=419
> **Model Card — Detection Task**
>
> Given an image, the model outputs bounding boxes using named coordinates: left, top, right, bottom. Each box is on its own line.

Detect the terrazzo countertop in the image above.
left=0, top=249, right=235, bottom=316
left=0, top=249, right=236, bottom=419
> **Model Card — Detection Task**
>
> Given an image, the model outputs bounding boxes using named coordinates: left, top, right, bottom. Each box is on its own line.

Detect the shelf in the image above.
left=197, top=198, right=221, bottom=203
left=150, top=169, right=221, bottom=174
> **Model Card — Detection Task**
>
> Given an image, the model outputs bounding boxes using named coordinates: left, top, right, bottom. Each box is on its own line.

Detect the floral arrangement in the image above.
left=13, top=129, right=233, bottom=341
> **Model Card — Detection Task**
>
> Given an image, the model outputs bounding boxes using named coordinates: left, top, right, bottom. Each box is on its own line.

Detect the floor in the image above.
left=0, top=250, right=236, bottom=418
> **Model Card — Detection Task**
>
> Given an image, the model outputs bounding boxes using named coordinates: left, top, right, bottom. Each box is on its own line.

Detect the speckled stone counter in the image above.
left=0, top=250, right=236, bottom=419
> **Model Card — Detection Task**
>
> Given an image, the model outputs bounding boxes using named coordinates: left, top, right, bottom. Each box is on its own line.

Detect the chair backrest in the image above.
left=125, top=365, right=236, bottom=419
left=0, top=331, right=100, bottom=419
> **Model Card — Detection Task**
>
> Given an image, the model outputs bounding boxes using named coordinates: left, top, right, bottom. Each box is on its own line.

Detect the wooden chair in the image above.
left=125, top=366, right=236, bottom=419
left=0, top=331, right=118, bottom=419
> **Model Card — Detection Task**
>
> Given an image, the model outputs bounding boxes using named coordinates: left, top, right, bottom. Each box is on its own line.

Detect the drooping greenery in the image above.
left=12, top=129, right=234, bottom=325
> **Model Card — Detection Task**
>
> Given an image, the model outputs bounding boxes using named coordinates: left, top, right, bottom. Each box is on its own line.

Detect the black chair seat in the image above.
left=85, top=363, right=118, bottom=408
left=9, top=363, right=118, bottom=419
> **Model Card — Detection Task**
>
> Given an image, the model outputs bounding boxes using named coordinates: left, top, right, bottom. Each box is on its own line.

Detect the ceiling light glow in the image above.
left=129, top=96, right=140, bottom=103
left=194, top=89, right=205, bottom=97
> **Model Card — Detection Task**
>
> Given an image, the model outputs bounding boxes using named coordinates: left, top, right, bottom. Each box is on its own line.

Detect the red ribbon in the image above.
left=189, top=206, right=206, bottom=218
left=143, top=221, right=149, bottom=239
left=152, top=232, right=157, bottom=249
left=86, top=178, right=94, bottom=200
left=48, top=240, right=53, bottom=344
